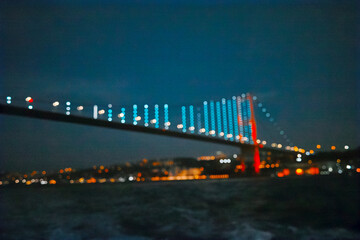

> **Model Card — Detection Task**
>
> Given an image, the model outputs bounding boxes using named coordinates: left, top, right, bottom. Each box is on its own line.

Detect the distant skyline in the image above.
left=0, top=0, right=358, bottom=171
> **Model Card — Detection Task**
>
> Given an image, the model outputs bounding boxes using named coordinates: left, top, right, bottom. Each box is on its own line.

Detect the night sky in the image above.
left=0, top=0, right=358, bottom=171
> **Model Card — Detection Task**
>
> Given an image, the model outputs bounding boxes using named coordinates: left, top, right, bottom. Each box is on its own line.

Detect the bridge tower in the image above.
left=248, top=94, right=260, bottom=174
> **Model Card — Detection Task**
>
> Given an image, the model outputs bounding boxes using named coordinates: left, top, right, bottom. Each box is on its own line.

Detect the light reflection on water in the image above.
left=0, top=176, right=359, bottom=240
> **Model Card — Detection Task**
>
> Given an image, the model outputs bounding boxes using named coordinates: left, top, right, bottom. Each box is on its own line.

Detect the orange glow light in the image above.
left=356, top=168, right=360, bottom=173
left=295, top=168, right=304, bottom=175
left=49, top=179, right=56, bottom=184
left=331, top=146, right=336, bottom=150
left=59, top=169, right=64, bottom=174
left=316, top=145, right=321, bottom=149
left=277, top=172, right=284, bottom=178
left=283, top=169, right=290, bottom=176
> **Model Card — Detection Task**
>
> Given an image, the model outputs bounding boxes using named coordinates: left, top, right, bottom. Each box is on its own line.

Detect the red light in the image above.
left=28, top=98, right=33, bottom=103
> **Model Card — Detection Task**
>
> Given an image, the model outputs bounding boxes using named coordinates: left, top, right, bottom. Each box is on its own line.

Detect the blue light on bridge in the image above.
left=203, top=101, right=209, bottom=135
left=164, top=104, right=169, bottom=129
left=242, top=99, right=248, bottom=142
left=216, top=101, right=222, bottom=137
left=6, top=96, right=11, bottom=104
left=227, top=99, right=234, bottom=141
left=133, top=104, right=137, bottom=125
left=222, top=98, right=228, bottom=140
left=93, top=105, right=98, bottom=119
left=237, top=97, right=243, bottom=140
left=246, top=97, right=253, bottom=144
left=210, top=101, right=215, bottom=136
left=197, top=111, right=201, bottom=133
left=189, top=105, right=194, bottom=133
left=144, top=105, right=149, bottom=127
left=66, top=101, right=70, bottom=115
left=155, top=104, right=159, bottom=128
left=121, top=108, right=125, bottom=123
left=232, top=96, right=239, bottom=142
left=108, top=104, right=112, bottom=121
left=181, top=106, right=186, bottom=133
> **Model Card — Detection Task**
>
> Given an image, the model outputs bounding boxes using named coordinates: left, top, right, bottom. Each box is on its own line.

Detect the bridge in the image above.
left=0, top=94, right=300, bottom=174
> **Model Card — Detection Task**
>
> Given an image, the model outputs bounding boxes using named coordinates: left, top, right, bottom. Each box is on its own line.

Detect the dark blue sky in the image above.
left=0, top=0, right=358, bottom=171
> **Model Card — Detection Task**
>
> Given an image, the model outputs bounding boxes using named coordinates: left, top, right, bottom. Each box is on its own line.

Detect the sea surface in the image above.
left=0, top=175, right=359, bottom=240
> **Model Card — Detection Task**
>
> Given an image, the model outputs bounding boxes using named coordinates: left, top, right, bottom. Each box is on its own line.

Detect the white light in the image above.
left=233, top=154, right=237, bottom=158
left=150, top=119, right=157, bottom=124
left=25, top=97, right=32, bottom=102
left=7, top=100, right=11, bottom=104
left=346, top=165, right=351, bottom=169
left=53, top=101, right=59, bottom=107
left=306, top=152, right=310, bottom=156
left=277, top=144, right=282, bottom=148
left=236, top=136, right=240, bottom=139
left=189, top=126, right=195, bottom=131
left=128, top=176, right=134, bottom=181
left=66, top=107, right=70, bottom=111
left=165, top=122, right=171, bottom=126
left=121, top=120, right=125, bottom=123
left=219, top=132, right=224, bottom=136
left=144, top=123, right=149, bottom=127
left=66, top=101, right=71, bottom=106
left=220, top=159, right=223, bottom=163
left=297, top=154, right=302, bottom=158
left=28, top=105, right=33, bottom=109
left=262, top=141, right=267, bottom=145
left=200, top=128, right=206, bottom=133
left=77, top=106, right=84, bottom=111
left=344, top=145, right=349, bottom=150
left=66, top=112, right=70, bottom=115
left=98, top=110, right=105, bottom=115
left=118, top=113, right=124, bottom=118
left=40, top=180, right=48, bottom=185
left=144, top=104, right=148, bottom=108
left=108, top=118, right=112, bottom=121
left=296, top=158, right=302, bottom=162
left=209, top=130, right=215, bottom=135
left=93, top=105, right=98, bottom=119
left=256, top=139, right=261, bottom=144
left=271, top=143, right=277, bottom=147
left=108, top=104, right=112, bottom=108
left=227, top=134, right=233, bottom=138
left=338, top=170, right=343, bottom=174
left=286, top=146, right=291, bottom=150
left=177, top=124, right=183, bottom=129
left=6, top=96, right=11, bottom=100
left=135, top=116, right=141, bottom=121
left=328, top=167, right=333, bottom=172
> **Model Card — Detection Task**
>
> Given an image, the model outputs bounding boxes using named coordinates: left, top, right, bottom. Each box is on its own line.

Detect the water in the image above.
left=1, top=176, right=359, bottom=240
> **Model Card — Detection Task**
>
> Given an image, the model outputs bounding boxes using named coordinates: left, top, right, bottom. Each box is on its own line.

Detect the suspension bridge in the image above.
left=0, top=93, right=301, bottom=174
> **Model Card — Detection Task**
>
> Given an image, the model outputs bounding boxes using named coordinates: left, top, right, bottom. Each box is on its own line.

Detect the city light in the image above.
left=25, top=97, right=33, bottom=103
left=77, top=106, right=84, bottom=111
left=316, top=145, right=321, bottom=149
left=331, top=146, right=336, bottom=150
left=6, top=96, right=11, bottom=104
left=53, top=101, right=59, bottom=107
left=344, top=145, right=349, bottom=150
left=232, top=97, right=239, bottom=142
